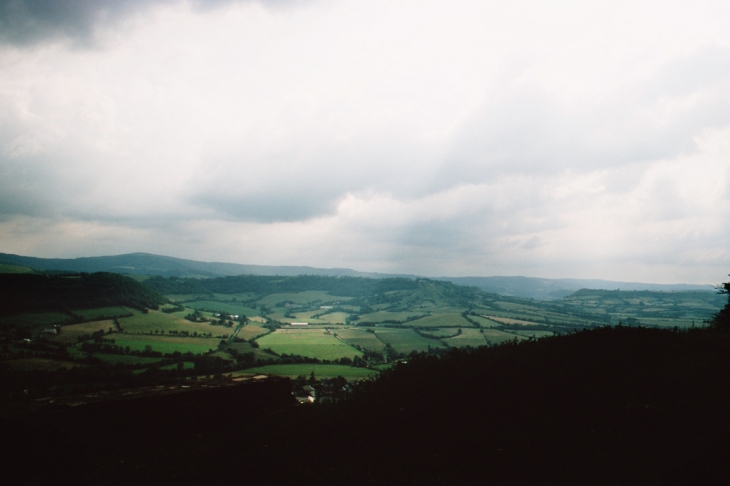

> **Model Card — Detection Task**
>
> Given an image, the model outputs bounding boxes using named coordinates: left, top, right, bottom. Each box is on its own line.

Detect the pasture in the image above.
left=117, top=310, right=229, bottom=337
left=256, top=329, right=363, bottom=360
left=238, top=324, right=270, bottom=341
left=443, top=328, right=488, bottom=348
left=374, top=328, right=446, bottom=354
left=109, top=334, right=220, bottom=355
left=335, top=328, right=386, bottom=351
left=48, top=320, right=116, bottom=344
left=481, top=329, right=527, bottom=345
left=468, top=315, right=506, bottom=328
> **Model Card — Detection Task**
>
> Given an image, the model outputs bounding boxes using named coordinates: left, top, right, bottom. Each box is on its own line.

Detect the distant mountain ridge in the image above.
left=438, top=276, right=717, bottom=300
left=0, top=252, right=716, bottom=300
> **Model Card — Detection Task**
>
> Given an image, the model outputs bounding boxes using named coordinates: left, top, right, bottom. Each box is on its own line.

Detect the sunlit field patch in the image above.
left=256, top=329, right=362, bottom=360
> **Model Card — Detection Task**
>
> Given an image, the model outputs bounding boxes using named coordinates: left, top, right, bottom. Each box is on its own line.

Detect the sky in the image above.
left=1, top=0, right=729, bottom=284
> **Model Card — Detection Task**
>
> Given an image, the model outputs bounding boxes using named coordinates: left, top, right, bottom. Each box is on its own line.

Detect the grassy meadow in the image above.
left=256, top=329, right=363, bottom=360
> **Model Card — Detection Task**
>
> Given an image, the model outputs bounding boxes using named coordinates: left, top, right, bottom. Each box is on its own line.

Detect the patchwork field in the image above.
left=481, top=316, right=538, bottom=326
left=443, top=328, right=488, bottom=348
left=481, top=329, right=528, bottom=345
left=108, top=334, right=220, bottom=355
left=374, top=328, right=446, bottom=354
left=468, top=315, right=504, bottom=328
left=238, top=324, right=270, bottom=341
left=118, top=310, right=229, bottom=337
left=256, top=329, right=363, bottom=360
left=48, top=320, right=117, bottom=344
left=335, top=329, right=386, bottom=351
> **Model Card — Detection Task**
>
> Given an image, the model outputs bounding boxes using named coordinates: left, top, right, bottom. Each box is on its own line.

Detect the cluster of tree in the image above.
left=709, top=278, right=730, bottom=330
left=184, top=310, right=207, bottom=322
left=161, top=304, right=185, bottom=314
left=0, top=272, right=167, bottom=316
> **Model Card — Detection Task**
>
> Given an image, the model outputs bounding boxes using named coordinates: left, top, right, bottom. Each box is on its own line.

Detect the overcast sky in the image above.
left=1, top=0, right=729, bottom=283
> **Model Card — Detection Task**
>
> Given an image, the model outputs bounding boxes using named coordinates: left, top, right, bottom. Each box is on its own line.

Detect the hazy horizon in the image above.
left=1, top=1, right=728, bottom=285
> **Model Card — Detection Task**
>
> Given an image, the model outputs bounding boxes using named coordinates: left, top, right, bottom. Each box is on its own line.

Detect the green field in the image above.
left=118, top=310, right=229, bottom=337
left=238, top=324, right=270, bottom=341
left=443, top=328, right=488, bottom=348
left=335, top=328, right=386, bottom=351
left=48, top=320, right=116, bottom=344
left=256, top=329, right=363, bottom=360
left=240, top=363, right=378, bottom=380
left=109, top=334, right=220, bottom=355
left=481, top=329, right=527, bottom=345
left=407, top=313, right=473, bottom=328
left=468, top=315, right=504, bottom=328
left=374, top=328, right=446, bottom=354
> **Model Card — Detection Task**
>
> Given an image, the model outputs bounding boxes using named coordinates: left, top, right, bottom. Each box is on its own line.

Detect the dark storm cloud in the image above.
left=0, top=0, right=303, bottom=46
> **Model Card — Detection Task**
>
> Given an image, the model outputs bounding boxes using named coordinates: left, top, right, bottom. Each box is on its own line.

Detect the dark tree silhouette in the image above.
left=709, top=276, right=730, bottom=331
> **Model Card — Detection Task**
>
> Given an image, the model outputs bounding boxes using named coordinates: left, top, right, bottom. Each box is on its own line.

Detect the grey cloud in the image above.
left=188, top=190, right=341, bottom=223
left=183, top=136, right=436, bottom=223
left=0, top=0, right=305, bottom=46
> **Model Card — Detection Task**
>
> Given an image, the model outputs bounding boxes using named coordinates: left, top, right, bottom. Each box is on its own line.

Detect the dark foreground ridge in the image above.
left=5, top=326, right=730, bottom=485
